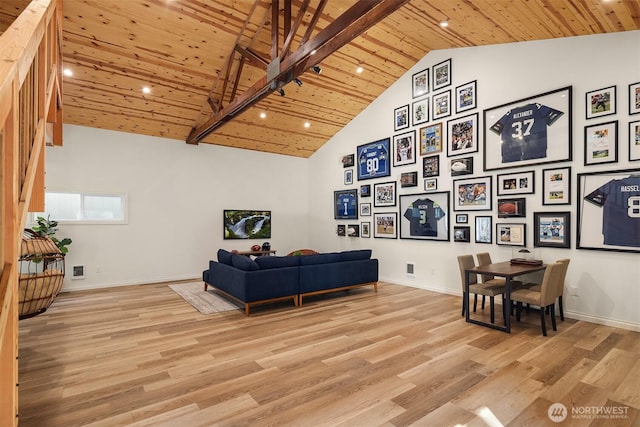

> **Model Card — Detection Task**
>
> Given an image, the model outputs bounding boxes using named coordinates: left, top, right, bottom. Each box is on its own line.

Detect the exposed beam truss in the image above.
left=187, top=0, right=410, bottom=145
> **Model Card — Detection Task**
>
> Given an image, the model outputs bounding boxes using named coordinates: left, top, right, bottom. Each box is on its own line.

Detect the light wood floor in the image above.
left=18, top=281, right=640, bottom=427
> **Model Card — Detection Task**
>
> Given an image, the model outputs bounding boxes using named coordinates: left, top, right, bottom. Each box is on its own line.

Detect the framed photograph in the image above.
left=584, top=120, right=618, bottom=166
left=630, top=120, right=640, bottom=161
left=400, top=171, right=418, bottom=188
left=422, top=155, right=439, bottom=177
left=399, top=191, right=450, bottom=241
left=334, top=189, right=358, bottom=220
left=424, top=178, right=437, bottom=191
left=356, top=138, right=391, bottom=180
left=450, top=157, right=473, bottom=176
left=475, top=216, right=492, bottom=244
left=432, top=90, right=451, bottom=120
left=534, top=211, right=570, bottom=248
left=412, top=68, right=429, bottom=98
left=455, top=80, right=477, bottom=113
left=337, top=224, right=346, bottom=236
left=412, top=97, right=429, bottom=126
left=373, top=181, right=396, bottom=207
left=373, top=212, right=398, bottom=239
left=342, top=154, right=354, bottom=168
left=344, top=169, right=353, bottom=185
left=394, top=104, right=410, bottom=131
left=447, top=113, right=478, bottom=157
left=456, top=214, right=468, bottom=224
left=497, top=171, right=535, bottom=196
left=630, top=82, right=640, bottom=115
left=586, top=85, right=616, bottom=119
left=361, top=221, right=371, bottom=238
left=347, top=224, right=360, bottom=237
left=432, top=58, right=451, bottom=91
left=577, top=168, right=640, bottom=253
left=454, top=226, right=471, bottom=242
left=223, top=210, right=271, bottom=240
left=393, top=130, right=416, bottom=167
left=419, top=122, right=443, bottom=155
left=542, top=166, right=571, bottom=205
left=360, top=202, right=371, bottom=217
left=496, top=223, right=527, bottom=247
left=483, top=86, right=572, bottom=171
left=453, top=176, right=492, bottom=211
left=497, top=197, right=526, bottom=218
left=360, top=184, right=371, bottom=197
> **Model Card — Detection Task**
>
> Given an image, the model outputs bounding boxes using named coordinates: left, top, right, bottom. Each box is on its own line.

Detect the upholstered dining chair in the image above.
left=476, top=252, right=523, bottom=316
left=457, top=255, right=506, bottom=324
left=510, top=262, right=564, bottom=336
left=525, top=258, right=570, bottom=321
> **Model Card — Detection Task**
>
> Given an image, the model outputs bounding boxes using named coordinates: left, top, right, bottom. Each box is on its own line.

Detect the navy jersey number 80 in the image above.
left=357, top=138, right=390, bottom=180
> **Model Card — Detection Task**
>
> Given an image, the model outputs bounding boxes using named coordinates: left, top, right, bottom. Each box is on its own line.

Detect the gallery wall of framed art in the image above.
left=318, top=30, right=639, bottom=331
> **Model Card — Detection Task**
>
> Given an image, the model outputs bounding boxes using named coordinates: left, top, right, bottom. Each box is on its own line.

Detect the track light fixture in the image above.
left=311, top=65, right=322, bottom=74
left=277, top=87, right=285, bottom=96
left=293, top=78, right=303, bottom=87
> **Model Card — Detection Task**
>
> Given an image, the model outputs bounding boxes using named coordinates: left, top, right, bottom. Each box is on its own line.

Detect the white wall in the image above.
left=308, top=31, right=640, bottom=330
left=45, top=125, right=309, bottom=291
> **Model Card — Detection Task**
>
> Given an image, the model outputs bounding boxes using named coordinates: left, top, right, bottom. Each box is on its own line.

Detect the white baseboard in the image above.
left=563, top=310, right=640, bottom=332
left=60, top=275, right=200, bottom=292
left=381, top=279, right=640, bottom=332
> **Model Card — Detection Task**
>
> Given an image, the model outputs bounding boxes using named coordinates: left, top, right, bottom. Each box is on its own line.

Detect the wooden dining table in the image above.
left=465, top=260, right=547, bottom=333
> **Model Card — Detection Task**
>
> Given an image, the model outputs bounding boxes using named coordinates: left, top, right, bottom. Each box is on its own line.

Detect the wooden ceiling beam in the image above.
left=300, top=0, right=327, bottom=46
left=280, top=0, right=311, bottom=61
left=187, top=0, right=410, bottom=145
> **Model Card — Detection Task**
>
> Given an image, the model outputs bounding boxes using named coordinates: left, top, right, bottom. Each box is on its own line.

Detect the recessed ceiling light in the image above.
left=260, top=112, right=266, bottom=119
left=63, top=68, right=73, bottom=77
left=440, top=20, right=449, bottom=28
left=142, top=86, right=151, bottom=94
left=356, top=66, right=364, bottom=74
left=304, top=122, right=310, bottom=128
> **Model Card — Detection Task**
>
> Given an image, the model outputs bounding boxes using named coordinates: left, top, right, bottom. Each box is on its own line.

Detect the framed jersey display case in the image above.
left=334, top=189, right=358, bottom=220
left=399, top=191, right=450, bottom=241
left=483, top=86, right=572, bottom=171
left=577, top=169, right=640, bottom=253
left=357, top=138, right=391, bottom=180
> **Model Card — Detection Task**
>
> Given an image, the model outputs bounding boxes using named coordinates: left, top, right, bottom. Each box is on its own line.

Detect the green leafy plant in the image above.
left=31, top=215, right=72, bottom=255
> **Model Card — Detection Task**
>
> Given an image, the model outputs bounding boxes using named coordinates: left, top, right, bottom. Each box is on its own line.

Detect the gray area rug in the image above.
left=169, top=282, right=242, bottom=314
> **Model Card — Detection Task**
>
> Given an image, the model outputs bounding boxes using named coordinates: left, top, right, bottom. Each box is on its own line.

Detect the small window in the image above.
left=30, top=192, right=128, bottom=224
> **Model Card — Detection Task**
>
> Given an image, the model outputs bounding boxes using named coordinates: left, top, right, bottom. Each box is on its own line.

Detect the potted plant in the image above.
left=31, top=215, right=72, bottom=255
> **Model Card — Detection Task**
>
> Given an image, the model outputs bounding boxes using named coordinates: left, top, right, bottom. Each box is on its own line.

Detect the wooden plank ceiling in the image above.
left=2, top=0, right=639, bottom=158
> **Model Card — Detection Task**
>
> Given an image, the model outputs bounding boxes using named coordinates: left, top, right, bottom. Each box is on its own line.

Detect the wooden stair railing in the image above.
left=0, top=0, right=63, bottom=425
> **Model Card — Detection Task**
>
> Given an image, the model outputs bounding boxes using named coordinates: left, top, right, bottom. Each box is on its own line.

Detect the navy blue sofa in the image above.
left=202, top=249, right=378, bottom=315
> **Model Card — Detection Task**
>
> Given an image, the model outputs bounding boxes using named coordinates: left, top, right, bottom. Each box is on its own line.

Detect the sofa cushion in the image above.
left=339, top=249, right=372, bottom=262
left=217, top=249, right=233, bottom=265
left=231, top=254, right=260, bottom=271
left=299, top=252, right=341, bottom=265
left=255, top=255, right=300, bottom=270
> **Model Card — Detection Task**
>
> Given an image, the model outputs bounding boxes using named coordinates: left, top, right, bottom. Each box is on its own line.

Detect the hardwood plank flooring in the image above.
left=18, top=282, right=640, bottom=426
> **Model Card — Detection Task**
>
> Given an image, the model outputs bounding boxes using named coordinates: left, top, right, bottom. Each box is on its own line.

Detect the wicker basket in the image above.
left=18, top=229, right=65, bottom=319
